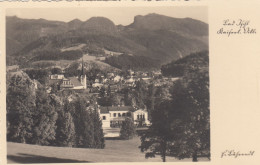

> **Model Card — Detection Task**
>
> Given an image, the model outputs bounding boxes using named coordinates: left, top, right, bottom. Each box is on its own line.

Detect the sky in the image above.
left=7, top=6, right=208, bottom=25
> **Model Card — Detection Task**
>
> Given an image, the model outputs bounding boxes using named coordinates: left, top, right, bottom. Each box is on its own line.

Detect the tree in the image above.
left=120, top=117, right=136, bottom=140
left=51, top=67, right=62, bottom=74
left=139, top=100, right=176, bottom=162
left=110, top=94, right=122, bottom=106
left=64, top=62, right=81, bottom=77
left=7, top=74, right=36, bottom=143
left=99, top=86, right=106, bottom=97
left=166, top=51, right=210, bottom=161
left=145, top=83, right=156, bottom=120
left=32, top=88, right=58, bottom=145
left=120, top=69, right=131, bottom=79
left=86, top=67, right=101, bottom=82
left=71, top=98, right=92, bottom=147
left=140, top=51, right=210, bottom=162
left=50, top=83, right=59, bottom=93
left=71, top=97, right=104, bottom=148
left=55, top=101, right=76, bottom=147
left=90, top=107, right=105, bottom=148
left=169, top=69, right=210, bottom=161
left=133, top=80, right=147, bottom=109
left=24, top=69, right=50, bottom=85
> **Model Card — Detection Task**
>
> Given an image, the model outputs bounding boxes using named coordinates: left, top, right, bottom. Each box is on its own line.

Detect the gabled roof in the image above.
left=68, top=77, right=83, bottom=87
left=100, top=107, right=109, bottom=114
left=49, top=79, right=62, bottom=86
left=132, top=109, right=148, bottom=113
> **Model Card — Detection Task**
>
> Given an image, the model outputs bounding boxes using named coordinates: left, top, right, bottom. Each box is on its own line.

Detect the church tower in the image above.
left=80, top=57, right=87, bottom=89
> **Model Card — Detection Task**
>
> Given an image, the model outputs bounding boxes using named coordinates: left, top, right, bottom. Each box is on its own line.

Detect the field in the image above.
left=7, top=136, right=208, bottom=163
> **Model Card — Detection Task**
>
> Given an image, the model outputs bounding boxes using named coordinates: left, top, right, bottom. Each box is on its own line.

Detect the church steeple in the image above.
left=81, top=57, right=84, bottom=76
left=79, top=57, right=87, bottom=89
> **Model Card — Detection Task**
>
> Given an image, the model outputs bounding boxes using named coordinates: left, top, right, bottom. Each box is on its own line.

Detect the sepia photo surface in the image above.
left=1, top=1, right=260, bottom=165
left=5, top=6, right=209, bottom=163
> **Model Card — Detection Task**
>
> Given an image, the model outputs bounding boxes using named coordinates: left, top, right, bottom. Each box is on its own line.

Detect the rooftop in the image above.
left=68, top=77, right=83, bottom=87
left=48, top=79, right=62, bottom=86
left=100, top=106, right=133, bottom=113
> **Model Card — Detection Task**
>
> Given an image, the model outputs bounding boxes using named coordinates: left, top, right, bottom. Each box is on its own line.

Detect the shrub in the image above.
left=120, top=117, right=136, bottom=140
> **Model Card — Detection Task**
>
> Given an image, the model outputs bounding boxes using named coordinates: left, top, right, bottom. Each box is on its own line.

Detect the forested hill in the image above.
left=161, top=51, right=209, bottom=77
left=6, top=14, right=208, bottom=70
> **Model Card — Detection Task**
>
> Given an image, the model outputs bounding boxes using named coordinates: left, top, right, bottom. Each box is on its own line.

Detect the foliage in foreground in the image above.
left=6, top=72, right=105, bottom=148
left=139, top=51, right=210, bottom=162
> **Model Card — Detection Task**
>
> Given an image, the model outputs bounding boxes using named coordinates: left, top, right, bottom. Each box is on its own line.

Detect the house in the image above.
left=132, top=108, right=149, bottom=126
left=113, top=75, right=122, bottom=82
left=126, top=76, right=135, bottom=83
left=98, top=106, right=150, bottom=128
left=92, top=82, right=103, bottom=88
left=49, top=74, right=64, bottom=80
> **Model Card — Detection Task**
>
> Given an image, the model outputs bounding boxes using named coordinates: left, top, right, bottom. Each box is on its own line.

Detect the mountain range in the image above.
left=6, top=13, right=208, bottom=70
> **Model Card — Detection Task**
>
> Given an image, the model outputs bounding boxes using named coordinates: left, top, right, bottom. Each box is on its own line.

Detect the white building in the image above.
left=113, top=75, right=122, bottom=82
left=99, top=106, right=150, bottom=128
left=49, top=74, right=64, bottom=80
left=132, top=108, right=149, bottom=125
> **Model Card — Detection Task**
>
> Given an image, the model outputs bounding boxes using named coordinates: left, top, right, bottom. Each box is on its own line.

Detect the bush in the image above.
left=120, top=117, right=136, bottom=140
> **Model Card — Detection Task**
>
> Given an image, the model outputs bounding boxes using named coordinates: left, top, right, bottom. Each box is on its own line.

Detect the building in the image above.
left=99, top=106, right=150, bottom=128
left=49, top=74, right=64, bottom=80
left=113, top=75, right=122, bottom=82
left=48, top=58, right=87, bottom=90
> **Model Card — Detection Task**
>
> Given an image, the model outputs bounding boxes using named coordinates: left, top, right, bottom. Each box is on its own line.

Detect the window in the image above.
left=122, top=113, right=126, bottom=117
left=137, top=115, right=139, bottom=119
left=114, top=113, right=116, bottom=117
left=118, top=113, right=121, bottom=117
left=103, top=116, right=106, bottom=120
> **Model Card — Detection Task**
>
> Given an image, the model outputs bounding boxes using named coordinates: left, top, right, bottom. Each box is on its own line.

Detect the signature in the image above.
left=221, top=150, right=255, bottom=158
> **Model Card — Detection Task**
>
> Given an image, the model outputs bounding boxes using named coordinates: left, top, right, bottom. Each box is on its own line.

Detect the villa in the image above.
left=98, top=106, right=150, bottom=128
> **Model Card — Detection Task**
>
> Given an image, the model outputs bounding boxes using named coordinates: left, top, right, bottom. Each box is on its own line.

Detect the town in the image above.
left=46, top=57, right=180, bottom=136
left=6, top=10, right=209, bottom=163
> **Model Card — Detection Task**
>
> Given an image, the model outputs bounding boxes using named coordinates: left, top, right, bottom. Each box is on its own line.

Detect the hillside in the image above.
left=161, top=51, right=209, bottom=77
left=105, top=54, right=159, bottom=71
left=80, top=17, right=118, bottom=34
left=6, top=14, right=208, bottom=70
left=6, top=16, right=67, bottom=56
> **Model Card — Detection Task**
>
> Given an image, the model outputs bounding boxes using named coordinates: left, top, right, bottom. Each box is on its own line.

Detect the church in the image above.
left=49, top=58, right=87, bottom=90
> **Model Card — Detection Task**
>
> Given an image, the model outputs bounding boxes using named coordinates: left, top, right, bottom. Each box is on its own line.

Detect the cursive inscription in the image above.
left=221, top=150, right=255, bottom=158
left=217, top=19, right=256, bottom=37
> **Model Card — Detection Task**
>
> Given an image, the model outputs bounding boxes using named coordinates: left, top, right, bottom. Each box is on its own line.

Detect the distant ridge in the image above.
left=6, top=13, right=208, bottom=70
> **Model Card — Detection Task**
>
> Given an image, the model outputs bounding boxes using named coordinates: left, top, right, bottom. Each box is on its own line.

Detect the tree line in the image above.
left=6, top=73, right=104, bottom=148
